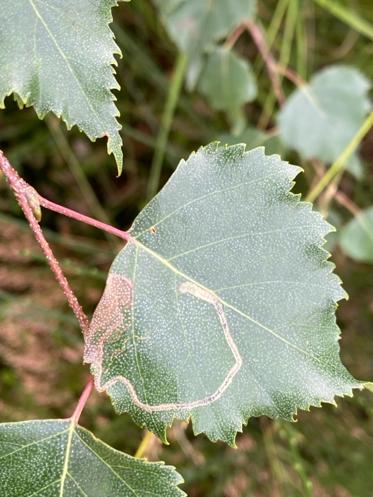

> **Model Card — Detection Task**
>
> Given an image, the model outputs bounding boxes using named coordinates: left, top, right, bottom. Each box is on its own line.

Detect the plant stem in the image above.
left=71, top=377, right=94, bottom=425
left=146, top=52, right=187, bottom=201
left=334, top=190, right=360, bottom=216
left=306, top=110, right=373, bottom=202
left=135, top=430, right=156, bottom=459
left=259, top=0, right=298, bottom=128
left=38, top=195, right=131, bottom=243
left=246, top=21, right=285, bottom=106
left=313, top=0, right=373, bottom=41
left=224, top=23, right=246, bottom=49
left=0, top=151, right=90, bottom=335
left=254, top=0, right=289, bottom=76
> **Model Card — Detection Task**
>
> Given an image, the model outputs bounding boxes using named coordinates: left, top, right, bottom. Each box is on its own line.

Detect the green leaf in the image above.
left=154, top=0, right=256, bottom=87
left=198, top=47, right=257, bottom=113
left=0, top=0, right=125, bottom=173
left=219, top=127, right=283, bottom=156
left=277, top=65, right=371, bottom=173
left=0, top=419, right=185, bottom=496
left=85, top=143, right=362, bottom=445
left=340, top=207, right=373, bottom=263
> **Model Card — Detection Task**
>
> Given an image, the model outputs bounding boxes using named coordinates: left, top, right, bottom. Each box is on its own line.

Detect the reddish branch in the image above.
left=71, top=376, right=94, bottom=424
left=38, top=195, right=131, bottom=243
left=334, top=190, right=360, bottom=216
left=276, top=64, right=306, bottom=88
left=0, top=150, right=90, bottom=335
left=245, top=21, right=285, bottom=106
left=224, top=23, right=246, bottom=49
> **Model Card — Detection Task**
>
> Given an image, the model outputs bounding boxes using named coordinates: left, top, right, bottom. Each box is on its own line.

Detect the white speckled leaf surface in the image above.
left=0, top=0, right=125, bottom=172
left=0, top=419, right=185, bottom=496
left=85, top=143, right=362, bottom=445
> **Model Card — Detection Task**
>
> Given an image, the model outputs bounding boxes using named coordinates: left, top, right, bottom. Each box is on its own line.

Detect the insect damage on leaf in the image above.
left=85, top=274, right=242, bottom=412
left=85, top=143, right=363, bottom=444
left=84, top=273, right=133, bottom=364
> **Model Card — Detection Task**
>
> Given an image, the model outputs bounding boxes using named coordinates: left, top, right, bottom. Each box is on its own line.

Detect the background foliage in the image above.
left=0, top=1, right=372, bottom=496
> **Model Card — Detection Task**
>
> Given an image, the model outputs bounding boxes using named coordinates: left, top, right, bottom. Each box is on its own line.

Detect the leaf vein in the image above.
left=75, top=432, right=141, bottom=497
left=167, top=224, right=317, bottom=262
left=133, top=171, right=281, bottom=239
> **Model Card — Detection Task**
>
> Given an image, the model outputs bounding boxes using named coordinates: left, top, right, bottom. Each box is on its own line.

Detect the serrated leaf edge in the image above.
left=91, top=143, right=363, bottom=445
left=0, top=0, right=125, bottom=173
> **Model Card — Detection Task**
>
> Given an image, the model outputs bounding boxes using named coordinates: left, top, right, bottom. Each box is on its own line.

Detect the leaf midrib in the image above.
left=128, top=236, right=321, bottom=363
left=27, top=0, right=101, bottom=127
left=59, top=419, right=75, bottom=497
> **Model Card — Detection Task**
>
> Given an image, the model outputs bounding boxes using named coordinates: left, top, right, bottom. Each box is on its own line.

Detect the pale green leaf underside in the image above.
left=0, top=419, right=184, bottom=496
left=85, top=143, right=361, bottom=445
left=0, top=0, right=124, bottom=172
left=199, top=47, right=257, bottom=112
left=277, top=65, right=371, bottom=171
left=340, top=206, right=373, bottom=263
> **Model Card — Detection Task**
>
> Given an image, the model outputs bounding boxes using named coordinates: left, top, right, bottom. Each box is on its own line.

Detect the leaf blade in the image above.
left=154, top=0, right=256, bottom=87
left=340, top=206, right=373, bottom=263
left=0, top=0, right=125, bottom=172
left=0, top=419, right=185, bottom=496
left=198, top=47, right=257, bottom=112
left=85, top=143, right=362, bottom=444
left=277, top=65, right=371, bottom=172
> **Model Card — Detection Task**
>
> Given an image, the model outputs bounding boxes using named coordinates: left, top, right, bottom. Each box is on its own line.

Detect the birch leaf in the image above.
left=277, top=65, right=371, bottom=174
left=85, top=143, right=362, bottom=445
left=153, top=0, right=256, bottom=88
left=0, top=0, right=126, bottom=173
left=0, top=419, right=185, bottom=496
left=199, top=47, right=257, bottom=112
left=340, top=206, right=373, bottom=263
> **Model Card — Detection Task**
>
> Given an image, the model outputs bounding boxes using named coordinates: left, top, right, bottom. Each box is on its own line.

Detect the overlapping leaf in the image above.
left=340, top=207, right=373, bottom=263
left=0, top=0, right=125, bottom=173
left=277, top=65, right=371, bottom=174
left=85, top=143, right=362, bottom=445
left=0, top=419, right=185, bottom=496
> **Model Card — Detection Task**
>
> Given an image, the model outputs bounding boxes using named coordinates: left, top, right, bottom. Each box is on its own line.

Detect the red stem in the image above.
left=246, top=20, right=285, bottom=106
left=0, top=151, right=103, bottom=423
left=71, top=376, right=94, bottom=425
left=38, top=195, right=131, bottom=243
left=0, top=151, right=90, bottom=335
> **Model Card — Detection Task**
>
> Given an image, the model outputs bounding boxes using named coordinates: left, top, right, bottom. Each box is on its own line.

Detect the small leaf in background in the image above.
left=154, top=0, right=256, bottom=87
left=199, top=47, right=257, bottom=116
left=85, top=143, right=362, bottom=445
left=219, top=127, right=283, bottom=156
left=0, top=419, right=185, bottom=497
left=340, top=206, right=373, bottom=263
left=277, top=65, right=371, bottom=174
left=0, top=0, right=125, bottom=173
